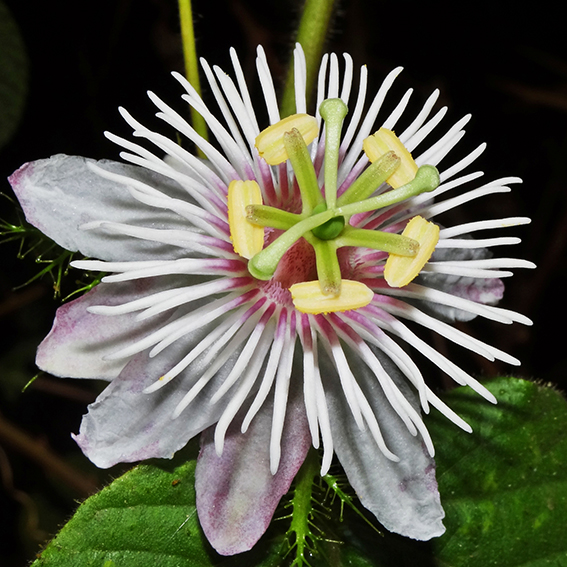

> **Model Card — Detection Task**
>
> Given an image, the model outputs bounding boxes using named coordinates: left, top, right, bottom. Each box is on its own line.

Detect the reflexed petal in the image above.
left=195, top=387, right=310, bottom=555
left=422, top=276, right=505, bottom=322
left=321, top=346, right=445, bottom=540
left=417, top=246, right=505, bottom=321
left=37, top=278, right=175, bottom=380
left=8, top=155, right=192, bottom=261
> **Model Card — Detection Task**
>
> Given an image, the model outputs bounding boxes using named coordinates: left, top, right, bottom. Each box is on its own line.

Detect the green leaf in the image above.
left=0, top=0, right=28, bottom=150
left=31, top=377, right=567, bottom=567
left=306, top=376, right=567, bottom=567
left=31, top=452, right=281, bottom=567
left=431, top=376, right=567, bottom=567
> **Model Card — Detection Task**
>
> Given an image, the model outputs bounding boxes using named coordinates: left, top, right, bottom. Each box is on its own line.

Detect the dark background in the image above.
left=0, top=0, right=565, bottom=564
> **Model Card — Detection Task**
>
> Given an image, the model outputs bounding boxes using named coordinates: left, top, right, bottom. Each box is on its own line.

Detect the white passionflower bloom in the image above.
left=9, top=44, right=534, bottom=555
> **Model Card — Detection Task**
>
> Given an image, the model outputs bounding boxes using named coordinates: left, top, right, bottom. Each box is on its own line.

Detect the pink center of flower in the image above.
left=259, top=234, right=361, bottom=306
left=260, top=237, right=317, bottom=305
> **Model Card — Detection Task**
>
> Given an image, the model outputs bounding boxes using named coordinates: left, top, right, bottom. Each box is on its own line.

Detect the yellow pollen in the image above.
left=228, top=180, right=265, bottom=259
left=290, top=280, right=374, bottom=314
left=363, top=128, right=418, bottom=188
left=255, top=114, right=318, bottom=165
left=384, top=215, right=439, bottom=288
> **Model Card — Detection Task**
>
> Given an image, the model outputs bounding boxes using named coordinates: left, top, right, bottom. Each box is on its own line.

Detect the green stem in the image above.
left=322, top=473, right=383, bottom=534
left=280, top=0, right=337, bottom=117
left=287, top=448, right=320, bottom=565
left=178, top=0, right=208, bottom=148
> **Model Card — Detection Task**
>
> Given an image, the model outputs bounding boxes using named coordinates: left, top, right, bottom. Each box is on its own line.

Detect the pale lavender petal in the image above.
left=73, top=318, right=248, bottom=468
left=417, top=246, right=504, bottom=322
left=9, top=154, right=190, bottom=261
left=195, top=384, right=310, bottom=556
left=321, top=347, right=445, bottom=540
left=37, top=278, right=173, bottom=380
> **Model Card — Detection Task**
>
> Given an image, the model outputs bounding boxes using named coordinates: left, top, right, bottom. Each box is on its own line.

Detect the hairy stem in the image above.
left=287, top=448, right=320, bottom=565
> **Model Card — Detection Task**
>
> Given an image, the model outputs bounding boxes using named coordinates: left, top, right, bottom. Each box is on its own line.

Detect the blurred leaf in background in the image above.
left=0, top=0, right=28, bottom=151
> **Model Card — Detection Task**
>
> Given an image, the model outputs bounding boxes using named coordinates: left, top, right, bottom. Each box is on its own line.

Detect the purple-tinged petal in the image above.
left=73, top=318, right=250, bottom=468
left=417, top=246, right=504, bottom=322
left=9, top=154, right=190, bottom=261
left=195, top=386, right=310, bottom=555
left=37, top=278, right=173, bottom=380
left=321, top=347, right=445, bottom=540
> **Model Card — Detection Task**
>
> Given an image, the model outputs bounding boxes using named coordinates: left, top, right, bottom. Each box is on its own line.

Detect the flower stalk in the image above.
left=285, top=448, right=320, bottom=566
left=178, top=0, right=208, bottom=148
left=281, top=0, right=338, bottom=117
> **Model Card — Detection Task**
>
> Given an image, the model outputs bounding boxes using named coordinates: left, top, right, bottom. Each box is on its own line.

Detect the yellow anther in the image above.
left=290, top=280, right=374, bottom=314
left=255, top=114, right=318, bottom=165
left=363, top=128, right=418, bottom=188
left=384, top=216, right=439, bottom=288
left=228, top=180, right=265, bottom=259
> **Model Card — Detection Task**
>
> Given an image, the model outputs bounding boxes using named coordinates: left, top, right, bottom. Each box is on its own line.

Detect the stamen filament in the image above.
left=283, top=128, right=324, bottom=214
left=246, top=204, right=301, bottom=230
left=337, top=165, right=440, bottom=217
left=312, top=238, right=341, bottom=295
left=319, top=98, right=348, bottom=208
left=336, top=151, right=400, bottom=207
left=335, top=226, right=418, bottom=256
